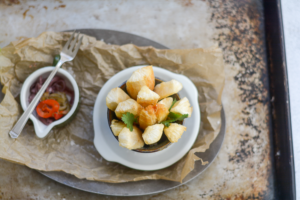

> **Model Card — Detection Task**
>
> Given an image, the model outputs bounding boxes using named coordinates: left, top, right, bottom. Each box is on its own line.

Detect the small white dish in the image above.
left=20, top=67, right=80, bottom=138
left=93, top=65, right=200, bottom=171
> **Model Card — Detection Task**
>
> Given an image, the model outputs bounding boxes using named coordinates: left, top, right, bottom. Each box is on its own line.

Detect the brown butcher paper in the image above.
left=0, top=31, right=224, bottom=183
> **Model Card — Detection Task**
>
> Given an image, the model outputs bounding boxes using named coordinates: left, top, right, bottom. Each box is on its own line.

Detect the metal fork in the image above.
left=9, top=31, right=83, bottom=139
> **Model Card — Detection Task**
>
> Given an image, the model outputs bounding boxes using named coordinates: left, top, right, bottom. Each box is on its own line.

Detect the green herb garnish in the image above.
left=169, top=99, right=177, bottom=111
left=121, top=112, right=138, bottom=131
left=161, top=112, right=188, bottom=127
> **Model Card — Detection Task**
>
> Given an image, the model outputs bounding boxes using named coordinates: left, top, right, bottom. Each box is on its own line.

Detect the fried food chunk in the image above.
left=139, top=105, right=157, bottom=130
left=142, top=124, right=164, bottom=145
left=154, top=103, right=169, bottom=123
left=137, top=86, right=160, bottom=107
left=119, top=126, right=144, bottom=150
left=164, top=123, right=187, bottom=143
left=115, top=99, right=143, bottom=119
left=154, top=79, right=183, bottom=100
left=170, top=97, right=192, bottom=117
left=110, top=119, right=126, bottom=136
left=157, top=97, right=173, bottom=110
left=126, top=66, right=155, bottom=99
left=106, top=87, right=130, bottom=111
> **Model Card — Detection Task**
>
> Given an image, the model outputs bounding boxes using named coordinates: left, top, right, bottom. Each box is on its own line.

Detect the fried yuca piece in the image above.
left=170, top=97, right=193, bottom=117
left=106, top=87, right=130, bottom=111
left=126, top=66, right=155, bottom=99
left=164, top=123, right=187, bottom=143
left=158, top=97, right=173, bottom=110
left=139, top=105, right=157, bottom=130
left=115, top=99, right=143, bottom=119
left=142, top=124, right=164, bottom=145
left=118, top=126, right=144, bottom=150
left=110, top=119, right=126, bottom=136
left=154, top=103, right=169, bottom=123
left=137, top=86, right=160, bottom=107
left=154, top=80, right=183, bottom=100
left=139, top=104, right=169, bottom=129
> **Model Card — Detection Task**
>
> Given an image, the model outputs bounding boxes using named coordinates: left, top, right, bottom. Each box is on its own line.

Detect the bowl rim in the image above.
left=93, top=65, right=201, bottom=171
left=20, top=66, right=80, bottom=138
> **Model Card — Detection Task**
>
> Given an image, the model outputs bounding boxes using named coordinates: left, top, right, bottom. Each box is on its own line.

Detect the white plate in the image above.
left=93, top=66, right=200, bottom=171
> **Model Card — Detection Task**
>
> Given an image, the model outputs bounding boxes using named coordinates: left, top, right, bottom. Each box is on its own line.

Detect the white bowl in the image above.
left=93, top=66, right=200, bottom=171
left=20, top=67, right=80, bottom=138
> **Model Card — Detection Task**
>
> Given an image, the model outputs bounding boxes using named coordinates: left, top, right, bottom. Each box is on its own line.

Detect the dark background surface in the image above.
left=264, top=0, right=295, bottom=199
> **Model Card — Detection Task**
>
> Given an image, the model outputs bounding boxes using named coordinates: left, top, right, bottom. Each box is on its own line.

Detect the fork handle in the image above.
left=9, top=59, right=66, bottom=139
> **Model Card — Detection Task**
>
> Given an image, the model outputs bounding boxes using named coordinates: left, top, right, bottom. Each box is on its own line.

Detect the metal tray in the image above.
left=38, top=28, right=226, bottom=196
left=0, top=0, right=294, bottom=197
left=264, top=0, right=295, bottom=199
left=43, top=0, right=296, bottom=197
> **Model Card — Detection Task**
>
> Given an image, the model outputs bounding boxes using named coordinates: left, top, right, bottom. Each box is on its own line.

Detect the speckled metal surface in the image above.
left=0, top=0, right=273, bottom=199
left=206, top=1, right=273, bottom=199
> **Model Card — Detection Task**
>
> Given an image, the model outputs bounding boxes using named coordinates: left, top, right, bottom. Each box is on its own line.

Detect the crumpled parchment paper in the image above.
left=0, top=31, right=224, bottom=183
